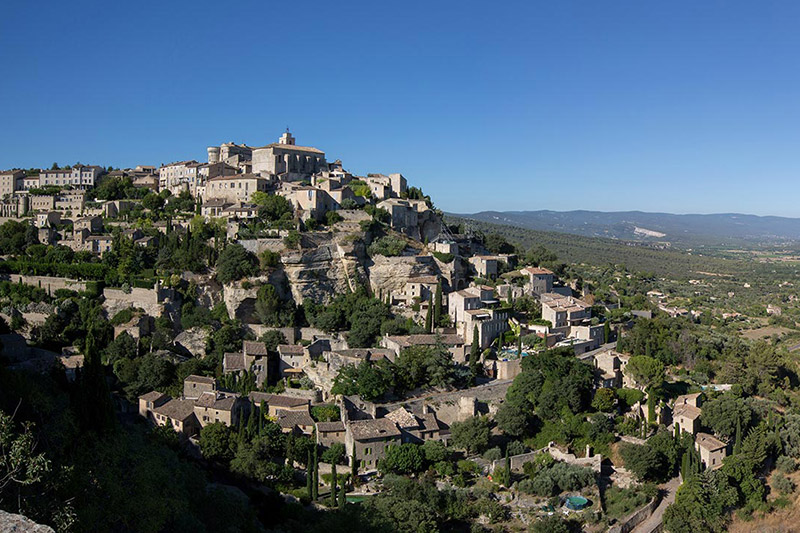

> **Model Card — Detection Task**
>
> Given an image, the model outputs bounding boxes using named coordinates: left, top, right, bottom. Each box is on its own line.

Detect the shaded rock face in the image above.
left=281, top=233, right=368, bottom=305
left=366, top=255, right=438, bottom=297
left=173, top=326, right=210, bottom=358
left=0, top=511, right=55, bottom=533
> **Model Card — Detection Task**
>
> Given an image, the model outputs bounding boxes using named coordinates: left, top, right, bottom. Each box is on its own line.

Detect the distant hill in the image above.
left=450, top=210, right=800, bottom=248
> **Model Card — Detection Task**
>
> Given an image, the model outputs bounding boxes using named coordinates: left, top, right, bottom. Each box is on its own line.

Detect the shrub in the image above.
left=506, top=440, right=526, bottom=456
left=283, top=230, right=301, bottom=249
left=367, top=236, right=407, bottom=257
left=776, top=455, right=796, bottom=473
left=432, top=251, right=454, bottom=263
left=773, top=474, right=795, bottom=495
left=483, top=447, right=503, bottom=461
left=325, top=210, right=343, bottom=226
left=260, top=249, right=281, bottom=269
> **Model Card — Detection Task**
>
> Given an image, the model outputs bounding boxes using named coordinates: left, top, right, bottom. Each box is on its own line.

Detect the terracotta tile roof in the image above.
left=153, top=398, right=196, bottom=421
left=278, top=344, right=304, bottom=355
left=253, top=143, right=324, bottom=154
left=674, top=404, right=702, bottom=420
left=195, top=391, right=239, bottom=410
left=248, top=392, right=308, bottom=409
left=243, top=341, right=269, bottom=356
left=696, top=432, right=727, bottom=451
left=385, top=407, right=418, bottom=428
left=224, top=352, right=246, bottom=372
left=185, top=374, right=216, bottom=385
left=276, top=408, right=315, bottom=429
left=348, top=418, right=401, bottom=441
left=523, top=266, right=554, bottom=276
left=316, top=421, right=345, bottom=433
left=139, top=391, right=167, bottom=403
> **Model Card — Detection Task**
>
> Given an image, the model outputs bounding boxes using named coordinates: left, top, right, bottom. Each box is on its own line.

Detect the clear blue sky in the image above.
left=2, top=1, right=800, bottom=216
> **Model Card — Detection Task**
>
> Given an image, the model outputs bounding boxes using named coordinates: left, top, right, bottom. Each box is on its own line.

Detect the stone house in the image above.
left=184, top=375, right=216, bottom=400
left=276, top=407, right=315, bottom=435
left=277, top=344, right=306, bottom=377
left=672, top=393, right=703, bottom=436
left=74, top=215, right=103, bottom=233
left=204, top=173, right=268, bottom=204
left=381, top=333, right=467, bottom=364
left=345, top=418, right=402, bottom=470
left=151, top=397, right=200, bottom=437
left=541, top=293, right=591, bottom=328
left=469, top=256, right=499, bottom=280
left=384, top=406, right=444, bottom=443
left=193, top=391, right=245, bottom=428
left=38, top=165, right=104, bottom=189
left=316, top=420, right=346, bottom=447
left=695, top=432, right=727, bottom=469
left=522, top=266, right=554, bottom=295
left=0, top=169, right=24, bottom=197
left=248, top=392, right=310, bottom=418
left=391, top=275, right=439, bottom=306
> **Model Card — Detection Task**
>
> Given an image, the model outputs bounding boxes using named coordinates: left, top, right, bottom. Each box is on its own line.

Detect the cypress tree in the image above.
left=425, top=301, right=432, bottom=333
left=469, top=326, right=480, bottom=376
left=733, top=417, right=742, bottom=455
left=517, top=335, right=522, bottom=356
left=351, top=445, right=358, bottom=486
left=681, top=450, right=689, bottom=480
left=338, top=475, right=347, bottom=509
left=247, top=399, right=258, bottom=438
left=330, top=462, right=338, bottom=507
left=603, top=322, right=611, bottom=344
left=306, top=449, right=314, bottom=500
left=434, top=283, right=442, bottom=326
left=78, top=323, right=115, bottom=434
left=312, top=445, right=319, bottom=500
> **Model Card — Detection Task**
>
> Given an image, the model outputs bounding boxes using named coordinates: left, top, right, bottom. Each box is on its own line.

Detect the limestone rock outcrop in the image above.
left=0, top=510, right=55, bottom=533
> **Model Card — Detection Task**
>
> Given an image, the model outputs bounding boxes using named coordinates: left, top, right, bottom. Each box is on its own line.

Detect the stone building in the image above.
left=203, top=173, right=268, bottom=204
left=193, top=390, right=245, bottom=428
left=345, top=418, right=402, bottom=470
left=695, top=432, right=727, bottom=469
left=0, top=170, right=24, bottom=197
left=672, top=393, right=703, bottom=436
left=36, top=165, right=104, bottom=190
left=158, top=160, right=200, bottom=194
left=184, top=374, right=216, bottom=400
left=316, top=420, right=346, bottom=447
left=251, top=131, right=326, bottom=178
left=469, top=255, right=499, bottom=280
left=522, top=266, right=554, bottom=295
left=541, top=293, right=591, bottom=328
left=207, top=142, right=254, bottom=165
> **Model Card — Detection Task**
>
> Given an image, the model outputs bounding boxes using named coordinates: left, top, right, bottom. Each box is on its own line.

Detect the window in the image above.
left=364, top=447, right=371, bottom=456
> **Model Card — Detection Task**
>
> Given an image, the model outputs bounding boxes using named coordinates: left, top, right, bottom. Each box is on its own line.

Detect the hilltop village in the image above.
left=1, top=132, right=799, bottom=533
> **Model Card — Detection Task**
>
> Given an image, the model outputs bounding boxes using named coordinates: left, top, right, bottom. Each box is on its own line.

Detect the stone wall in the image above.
left=0, top=274, right=87, bottom=293
left=608, top=496, right=659, bottom=533
left=102, top=286, right=174, bottom=318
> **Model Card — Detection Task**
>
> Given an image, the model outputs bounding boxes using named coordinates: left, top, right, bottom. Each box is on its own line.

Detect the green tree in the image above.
left=380, top=443, right=425, bottom=475
left=626, top=355, right=665, bottom=390
left=495, top=396, right=534, bottom=437
left=424, top=301, right=432, bottom=333
left=592, top=388, right=617, bottom=412
left=199, top=422, right=235, bottom=463
left=450, top=416, right=491, bottom=454
left=700, top=393, right=754, bottom=441
left=215, top=243, right=258, bottom=284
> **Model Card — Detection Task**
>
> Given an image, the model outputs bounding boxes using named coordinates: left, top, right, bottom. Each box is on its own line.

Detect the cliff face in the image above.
left=0, top=511, right=55, bottom=533
left=281, top=232, right=369, bottom=305
left=365, top=255, right=439, bottom=297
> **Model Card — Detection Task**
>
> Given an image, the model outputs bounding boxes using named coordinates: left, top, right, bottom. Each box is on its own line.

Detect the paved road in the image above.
left=632, top=476, right=681, bottom=533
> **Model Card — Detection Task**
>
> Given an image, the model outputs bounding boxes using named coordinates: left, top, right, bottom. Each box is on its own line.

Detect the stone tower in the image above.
left=278, top=129, right=296, bottom=146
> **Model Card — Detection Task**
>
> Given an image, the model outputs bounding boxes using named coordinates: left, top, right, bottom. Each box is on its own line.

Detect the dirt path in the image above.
left=632, top=476, right=681, bottom=533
